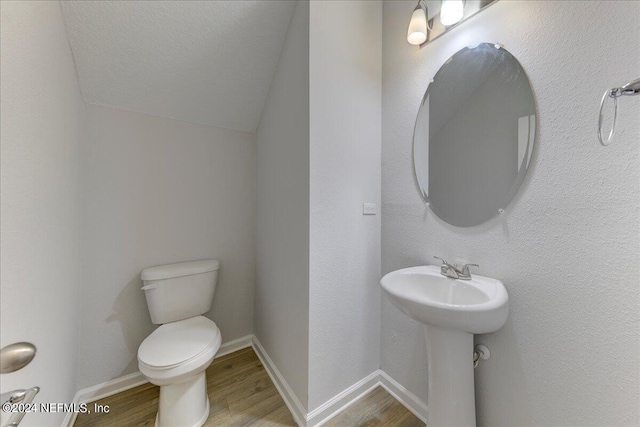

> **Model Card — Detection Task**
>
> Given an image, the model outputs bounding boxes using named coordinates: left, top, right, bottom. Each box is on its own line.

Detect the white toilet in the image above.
left=137, top=259, right=222, bottom=427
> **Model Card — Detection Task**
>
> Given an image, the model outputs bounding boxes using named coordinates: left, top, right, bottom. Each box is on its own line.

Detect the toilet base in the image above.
left=155, top=371, right=210, bottom=427
left=155, top=400, right=209, bottom=427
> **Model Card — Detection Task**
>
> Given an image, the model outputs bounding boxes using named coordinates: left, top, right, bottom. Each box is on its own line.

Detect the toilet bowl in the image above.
left=137, top=259, right=221, bottom=427
left=138, top=316, right=221, bottom=427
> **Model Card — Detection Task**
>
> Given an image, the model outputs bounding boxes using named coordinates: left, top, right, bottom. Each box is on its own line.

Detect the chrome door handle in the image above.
left=0, top=343, right=39, bottom=427
left=0, top=390, right=27, bottom=405
left=1, top=387, right=40, bottom=427
left=0, top=343, right=36, bottom=374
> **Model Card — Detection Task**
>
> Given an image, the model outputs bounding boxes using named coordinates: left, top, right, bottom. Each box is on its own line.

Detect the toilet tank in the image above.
left=141, top=259, right=220, bottom=324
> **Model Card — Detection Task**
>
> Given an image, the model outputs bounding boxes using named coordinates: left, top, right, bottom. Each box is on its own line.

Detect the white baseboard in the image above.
left=250, top=338, right=428, bottom=427
left=379, top=370, right=428, bottom=423
left=306, top=370, right=379, bottom=427
left=61, top=391, right=82, bottom=427
left=76, top=370, right=147, bottom=406
left=251, top=336, right=308, bottom=426
left=61, top=370, right=148, bottom=427
left=216, top=334, right=254, bottom=358
left=61, top=334, right=254, bottom=427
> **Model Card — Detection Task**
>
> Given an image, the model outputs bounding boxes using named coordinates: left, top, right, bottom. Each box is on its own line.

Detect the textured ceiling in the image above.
left=61, top=1, right=296, bottom=132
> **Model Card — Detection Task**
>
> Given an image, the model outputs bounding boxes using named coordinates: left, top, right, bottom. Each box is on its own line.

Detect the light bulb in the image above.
left=440, top=0, right=464, bottom=26
left=407, top=5, right=427, bottom=45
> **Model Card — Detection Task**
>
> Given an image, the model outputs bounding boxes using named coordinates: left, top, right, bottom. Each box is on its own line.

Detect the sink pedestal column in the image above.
left=424, top=325, right=476, bottom=427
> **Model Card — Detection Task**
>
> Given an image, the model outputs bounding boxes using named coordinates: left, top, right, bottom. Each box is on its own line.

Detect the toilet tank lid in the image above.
left=141, top=259, right=220, bottom=281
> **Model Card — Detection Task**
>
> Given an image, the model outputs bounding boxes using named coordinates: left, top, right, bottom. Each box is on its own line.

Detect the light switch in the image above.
left=363, top=203, right=377, bottom=215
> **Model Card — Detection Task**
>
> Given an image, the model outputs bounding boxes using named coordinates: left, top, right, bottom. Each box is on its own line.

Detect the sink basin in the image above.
left=380, top=264, right=509, bottom=427
left=380, top=265, right=508, bottom=334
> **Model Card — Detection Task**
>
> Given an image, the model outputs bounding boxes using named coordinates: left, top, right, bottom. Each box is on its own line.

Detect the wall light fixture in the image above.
left=407, top=0, right=429, bottom=46
left=408, top=0, right=478, bottom=46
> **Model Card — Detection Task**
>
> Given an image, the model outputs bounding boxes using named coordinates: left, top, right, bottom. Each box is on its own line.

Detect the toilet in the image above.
left=137, top=259, right=222, bottom=427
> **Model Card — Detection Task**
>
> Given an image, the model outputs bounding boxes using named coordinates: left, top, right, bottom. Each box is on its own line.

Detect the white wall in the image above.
left=0, top=2, right=83, bottom=425
left=382, top=1, right=640, bottom=426
left=309, top=0, right=382, bottom=411
left=254, top=0, right=310, bottom=409
left=78, top=104, right=255, bottom=389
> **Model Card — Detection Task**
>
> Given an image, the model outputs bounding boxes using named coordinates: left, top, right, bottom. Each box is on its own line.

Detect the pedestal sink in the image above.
left=380, top=265, right=508, bottom=427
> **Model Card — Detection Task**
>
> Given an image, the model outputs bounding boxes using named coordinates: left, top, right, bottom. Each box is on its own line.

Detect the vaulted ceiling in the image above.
left=61, top=1, right=296, bottom=132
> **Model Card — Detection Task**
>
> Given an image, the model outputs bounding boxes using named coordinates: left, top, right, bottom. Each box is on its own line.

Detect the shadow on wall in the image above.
left=106, top=276, right=156, bottom=377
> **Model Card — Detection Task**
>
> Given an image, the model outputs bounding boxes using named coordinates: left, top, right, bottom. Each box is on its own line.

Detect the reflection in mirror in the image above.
left=414, top=43, right=536, bottom=227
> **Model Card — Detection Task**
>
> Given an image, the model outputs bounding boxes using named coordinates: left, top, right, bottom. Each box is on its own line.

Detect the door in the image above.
left=1, top=1, right=84, bottom=426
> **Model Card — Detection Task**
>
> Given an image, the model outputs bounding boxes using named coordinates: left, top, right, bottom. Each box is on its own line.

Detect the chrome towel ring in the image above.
left=598, top=78, right=640, bottom=146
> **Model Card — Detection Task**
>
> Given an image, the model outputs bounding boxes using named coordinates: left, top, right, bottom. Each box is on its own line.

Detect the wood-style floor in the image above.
left=74, top=347, right=424, bottom=427
left=324, top=387, right=424, bottom=427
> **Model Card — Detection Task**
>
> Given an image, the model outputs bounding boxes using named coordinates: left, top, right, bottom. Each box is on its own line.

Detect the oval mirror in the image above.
left=414, top=43, right=536, bottom=227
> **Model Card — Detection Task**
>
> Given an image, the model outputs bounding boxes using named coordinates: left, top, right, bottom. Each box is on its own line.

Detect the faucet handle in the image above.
left=434, top=256, right=459, bottom=279
left=434, top=256, right=457, bottom=268
left=434, top=256, right=450, bottom=266
left=460, top=263, right=479, bottom=275
left=461, top=263, right=479, bottom=273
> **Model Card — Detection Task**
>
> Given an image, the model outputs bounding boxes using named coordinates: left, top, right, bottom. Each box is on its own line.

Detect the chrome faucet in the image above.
left=434, top=257, right=479, bottom=280
left=434, top=256, right=459, bottom=279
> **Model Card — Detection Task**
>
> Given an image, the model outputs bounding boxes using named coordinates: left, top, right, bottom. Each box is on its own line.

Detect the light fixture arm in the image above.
left=416, top=0, right=432, bottom=31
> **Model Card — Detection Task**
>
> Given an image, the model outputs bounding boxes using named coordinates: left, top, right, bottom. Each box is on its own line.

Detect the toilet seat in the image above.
left=139, top=315, right=220, bottom=369
left=138, top=316, right=221, bottom=387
